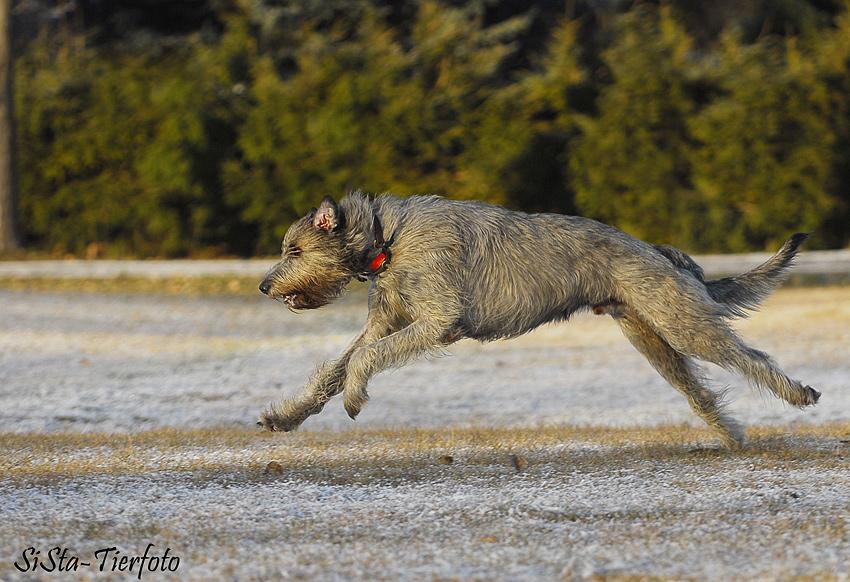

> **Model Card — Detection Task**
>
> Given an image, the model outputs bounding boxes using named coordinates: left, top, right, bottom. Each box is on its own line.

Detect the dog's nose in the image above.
left=259, top=280, right=271, bottom=295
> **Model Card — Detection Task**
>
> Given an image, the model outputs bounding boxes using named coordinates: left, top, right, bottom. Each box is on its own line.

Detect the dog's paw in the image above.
left=343, top=386, right=369, bottom=420
left=803, top=385, right=821, bottom=406
left=258, top=401, right=323, bottom=432
left=257, top=411, right=304, bottom=432
left=787, top=384, right=821, bottom=408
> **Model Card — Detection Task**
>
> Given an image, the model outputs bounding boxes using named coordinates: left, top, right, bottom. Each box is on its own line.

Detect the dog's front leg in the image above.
left=259, top=317, right=391, bottom=432
left=343, top=318, right=448, bottom=419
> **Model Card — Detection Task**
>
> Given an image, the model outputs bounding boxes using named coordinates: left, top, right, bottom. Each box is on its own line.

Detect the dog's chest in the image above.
left=370, top=279, right=416, bottom=328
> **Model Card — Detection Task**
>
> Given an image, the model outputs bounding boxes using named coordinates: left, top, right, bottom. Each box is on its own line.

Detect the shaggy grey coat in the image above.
left=258, top=193, right=818, bottom=448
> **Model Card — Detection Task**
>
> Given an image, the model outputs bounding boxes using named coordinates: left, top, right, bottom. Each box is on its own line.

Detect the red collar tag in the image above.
left=369, top=252, right=387, bottom=273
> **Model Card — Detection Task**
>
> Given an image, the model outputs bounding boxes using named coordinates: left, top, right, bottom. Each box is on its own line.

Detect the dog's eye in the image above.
left=287, top=245, right=302, bottom=258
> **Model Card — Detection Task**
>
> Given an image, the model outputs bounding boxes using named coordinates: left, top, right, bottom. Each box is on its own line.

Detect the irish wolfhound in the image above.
left=258, top=192, right=819, bottom=448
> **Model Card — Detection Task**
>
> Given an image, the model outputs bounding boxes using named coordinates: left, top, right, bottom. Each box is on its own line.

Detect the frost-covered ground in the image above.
left=1, top=281, right=850, bottom=581
left=1, top=284, right=849, bottom=433
left=4, top=427, right=850, bottom=582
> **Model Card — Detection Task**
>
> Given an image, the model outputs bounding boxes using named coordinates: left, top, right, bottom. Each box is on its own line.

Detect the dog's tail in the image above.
left=655, top=232, right=810, bottom=318
left=705, top=232, right=811, bottom=317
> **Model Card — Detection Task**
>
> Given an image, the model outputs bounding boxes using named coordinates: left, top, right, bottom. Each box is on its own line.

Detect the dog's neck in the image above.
left=341, top=193, right=393, bottom=280
left=366, top=215, right=391, bottom=276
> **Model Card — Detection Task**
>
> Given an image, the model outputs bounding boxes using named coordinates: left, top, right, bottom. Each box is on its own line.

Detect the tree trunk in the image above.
left=0, top=0, right=21, bottom=253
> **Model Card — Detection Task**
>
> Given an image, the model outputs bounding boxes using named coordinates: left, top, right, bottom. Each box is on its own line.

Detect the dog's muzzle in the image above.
left=259, top=280, right=298, bottom=305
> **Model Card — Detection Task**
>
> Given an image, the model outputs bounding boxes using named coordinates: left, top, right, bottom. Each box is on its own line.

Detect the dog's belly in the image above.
left=461, top=285, right=597, bottom=342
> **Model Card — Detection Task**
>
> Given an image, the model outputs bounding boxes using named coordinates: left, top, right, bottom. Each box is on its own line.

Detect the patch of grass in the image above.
left=2, top=275, right=846, bottom=304
left=0, top=276, right=264, bottom=296
left=0, top=274, right=375, bottom=298
left=3, top=423, right=849, bottom=488
left=4, top=424, right=848, bottom=581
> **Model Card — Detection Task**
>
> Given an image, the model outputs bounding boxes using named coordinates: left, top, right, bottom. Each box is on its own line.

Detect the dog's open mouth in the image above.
left=262, top=281, right=339, bottom=311
left=279, top=291, right=300, bottom=308
left=263, top=286, right=299, bottom=305
left=273, top=290, right=318, bottom=311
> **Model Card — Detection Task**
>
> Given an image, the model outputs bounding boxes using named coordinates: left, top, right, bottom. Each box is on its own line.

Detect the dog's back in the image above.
left=373, top=194, right=674, bottom=340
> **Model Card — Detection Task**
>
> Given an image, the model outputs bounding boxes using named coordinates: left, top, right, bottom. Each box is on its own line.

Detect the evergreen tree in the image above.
left=0, top=0, right=19, bottom=252
left=813, top=5, right=850, bottom=248
left=504, top=19, right=585, bottom=215
left=16, top=23, right=251, bottom=256
left=11, top=0, right=850, bottom=256
left=571, top=6, right=700, bottom=247
left=689, top=34, right=836, bottom=251
left=224, top=1, right=530, bottom=252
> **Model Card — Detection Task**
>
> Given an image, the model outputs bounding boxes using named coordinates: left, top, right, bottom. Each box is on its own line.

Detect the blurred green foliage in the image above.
left=13, top=0, right=850, bottom=256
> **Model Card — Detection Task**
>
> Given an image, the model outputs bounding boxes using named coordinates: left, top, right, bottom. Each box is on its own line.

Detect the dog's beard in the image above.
left=277, top=280, right=348, bottom=311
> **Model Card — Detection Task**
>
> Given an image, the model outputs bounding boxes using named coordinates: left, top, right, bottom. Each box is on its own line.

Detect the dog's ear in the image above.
left=313, top=196, right=340, bottom=231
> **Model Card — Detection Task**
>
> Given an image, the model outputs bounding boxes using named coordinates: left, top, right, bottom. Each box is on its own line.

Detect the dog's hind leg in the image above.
left=710, top=341, right=820, bottom=408
left=620, top=279, right=820, bottom=410
left=604, top=304, right=746, bottom=449
left=642, top=305, right=820, bottom=409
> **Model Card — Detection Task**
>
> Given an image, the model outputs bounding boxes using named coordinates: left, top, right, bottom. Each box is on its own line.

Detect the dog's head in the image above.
left=259, top=196, right=353, bottom=310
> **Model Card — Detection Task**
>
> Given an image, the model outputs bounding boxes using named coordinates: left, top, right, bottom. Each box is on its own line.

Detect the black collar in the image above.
left=356, top=215, right=392, bottom=281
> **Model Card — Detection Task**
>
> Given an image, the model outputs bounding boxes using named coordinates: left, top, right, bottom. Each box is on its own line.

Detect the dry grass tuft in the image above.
left=3, top=422, right=849, bottom=487
left=0, top=276, right=264, bottom=296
